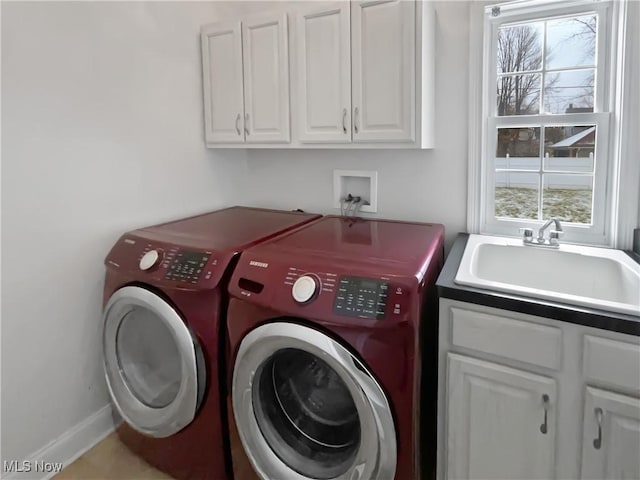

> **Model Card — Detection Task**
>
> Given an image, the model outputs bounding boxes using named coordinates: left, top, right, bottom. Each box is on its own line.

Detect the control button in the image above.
left=292, top=275, right=318, bottom=304
left=139, top=250, right=161, bottom=271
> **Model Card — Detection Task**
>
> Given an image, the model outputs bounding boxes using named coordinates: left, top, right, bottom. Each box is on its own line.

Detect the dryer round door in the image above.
left=232, top=322, right=397, bottom=480
left=103, top=286, right=204, bottom=438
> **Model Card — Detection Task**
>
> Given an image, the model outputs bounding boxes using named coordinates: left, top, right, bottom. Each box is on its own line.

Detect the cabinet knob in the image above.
left=593, top=407, right=603, bottom=449
left=244, top=113, right=250, bottom=136
left=354, top=107, right=359, bottom=134
left=342, top=108, right=347, bottom=134
left=540, top=394, right=549, bottom=434
left=235, top=113, right=241, bottom=136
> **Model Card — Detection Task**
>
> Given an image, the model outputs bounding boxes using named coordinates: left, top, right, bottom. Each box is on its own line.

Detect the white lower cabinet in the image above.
left=447, top=354, right=557, bottom=480
left=581, top=387, right=640, bottom=480
left=438, top=299, right=640, bottom=480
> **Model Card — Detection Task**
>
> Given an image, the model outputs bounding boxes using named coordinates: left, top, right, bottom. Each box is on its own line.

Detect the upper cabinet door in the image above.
left=242, top=13, right=291, bottom=144
left=201, top=21, right=245, bottom=144
left=446, top=354, right=557, bottom=480
left=581, top=387, right=640, bottom=480
left=295, top=3, right=351, bottom=144
left=351, top=0, right=415, bottom=143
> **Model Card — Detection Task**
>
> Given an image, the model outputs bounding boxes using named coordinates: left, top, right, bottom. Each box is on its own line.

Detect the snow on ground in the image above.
left=495, top=187, right=592, bottom=224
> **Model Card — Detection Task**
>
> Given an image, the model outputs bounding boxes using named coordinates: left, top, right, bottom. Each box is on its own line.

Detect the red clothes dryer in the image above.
left=102, top=206, right=320, bottom=480
left=226, top=216, right=444, bottom=480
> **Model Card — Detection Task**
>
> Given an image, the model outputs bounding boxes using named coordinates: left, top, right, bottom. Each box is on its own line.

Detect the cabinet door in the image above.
left=446, top=354, right=557, bottom=480
left=351, top=0, right=415, bottom=143
left=295, top=3, right=351, bottom=143
left=581, top=387, right=640, bottom=480
left=242, top=13, right=290, bottom=143
left=201, top=21, right=245, bottom=144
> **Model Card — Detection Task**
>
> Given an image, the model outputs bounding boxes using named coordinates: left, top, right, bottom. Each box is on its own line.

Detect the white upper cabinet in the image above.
left=242, top=14, right=290, bottom=143
left=447, top=354, right=557, bottom=480
left=351, top=0, right=415, bottom=143
left=201, top=0, right=434, bottom=148
left=581, top=387, right=640, bottom=480
left=201, top=21, right=245, bottom=144
left=295, top=3, right=351, bottom=144
left=201, top=13, right=290, bottom=146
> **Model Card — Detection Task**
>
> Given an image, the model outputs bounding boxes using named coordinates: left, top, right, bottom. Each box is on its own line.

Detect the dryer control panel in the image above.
left=334, top=276, right=389, bottom=320
left=105, top=235, right=229, bottom=290
left=164, top=250, right=210, bottom=283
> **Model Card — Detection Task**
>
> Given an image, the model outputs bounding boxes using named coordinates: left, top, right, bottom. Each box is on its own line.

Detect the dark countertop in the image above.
left=436, top=233, right=640, bottom=336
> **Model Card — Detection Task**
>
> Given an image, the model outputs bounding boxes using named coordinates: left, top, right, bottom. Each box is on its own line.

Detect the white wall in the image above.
left=213, top=1, right=471, bottom=250
left=1, top=1, right=244, bottom=467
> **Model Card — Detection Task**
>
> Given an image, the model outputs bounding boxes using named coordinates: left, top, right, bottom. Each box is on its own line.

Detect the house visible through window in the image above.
left=481, top=0, right=621, bottom=245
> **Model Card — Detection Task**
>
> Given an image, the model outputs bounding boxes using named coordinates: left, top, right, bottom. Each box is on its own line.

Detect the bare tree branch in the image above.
left=497, top=25, right=542, bottom=115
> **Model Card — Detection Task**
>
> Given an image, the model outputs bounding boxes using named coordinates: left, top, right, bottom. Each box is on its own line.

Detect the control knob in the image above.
left=139, top=250, right=162, bottom=271
left=292, top=275, right=318, bottom=304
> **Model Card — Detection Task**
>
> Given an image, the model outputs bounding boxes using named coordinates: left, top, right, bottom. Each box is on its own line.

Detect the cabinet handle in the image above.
left=540, top=394, right=549, bottom=434
left=593, top=407, right=603, bottom=449
left=244, top=113, right=250, bottom=136
left=235, top=113, right=241, bottom=136
left=342, top=108, right=347, bottom=134
left=354, top=107, right=359, bottom=134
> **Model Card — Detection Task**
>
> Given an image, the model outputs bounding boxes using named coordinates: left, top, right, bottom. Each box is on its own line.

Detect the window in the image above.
left=478, top=0, right=623, bottom=246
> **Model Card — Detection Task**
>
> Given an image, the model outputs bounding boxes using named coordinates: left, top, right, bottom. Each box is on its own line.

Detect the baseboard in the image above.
left=3, top=404, right=116, bottom=480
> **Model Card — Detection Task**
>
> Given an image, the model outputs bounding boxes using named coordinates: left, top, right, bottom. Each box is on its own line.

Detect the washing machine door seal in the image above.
left=103, top=286, right=203, bottom=438
left=232, top=322, right=397, bottom=480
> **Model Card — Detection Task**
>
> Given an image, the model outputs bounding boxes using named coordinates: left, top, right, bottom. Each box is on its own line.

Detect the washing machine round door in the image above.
left=232, top=322, right=396, bottom=480
left=103, top=286, right=205, bottom=438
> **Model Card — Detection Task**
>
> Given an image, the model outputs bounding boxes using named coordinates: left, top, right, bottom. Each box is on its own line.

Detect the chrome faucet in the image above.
left=521, top=218, right=563, bottom=248
left=538, top=217, right=563, bottom=246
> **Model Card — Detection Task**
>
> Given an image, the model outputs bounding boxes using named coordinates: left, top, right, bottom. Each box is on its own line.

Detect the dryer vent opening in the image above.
left=252, top=348, right=361, bottom=479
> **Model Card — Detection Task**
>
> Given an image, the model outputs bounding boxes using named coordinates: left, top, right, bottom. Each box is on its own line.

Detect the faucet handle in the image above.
left=549, top=230, right=563, bottom=246
left=520, top=227, right=534, bottom=243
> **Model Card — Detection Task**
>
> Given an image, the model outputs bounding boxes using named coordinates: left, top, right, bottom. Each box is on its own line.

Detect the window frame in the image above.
left=477, top=0, right=620, bottom=246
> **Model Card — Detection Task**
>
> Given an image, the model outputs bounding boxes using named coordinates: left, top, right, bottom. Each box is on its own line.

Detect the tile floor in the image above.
left=53, top=433, right=172, bottom=480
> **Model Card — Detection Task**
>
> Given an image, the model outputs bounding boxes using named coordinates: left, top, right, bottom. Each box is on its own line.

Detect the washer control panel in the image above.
left=334, top=276, right=389, bottom=320
left=164, top=250, right=210, bottom=284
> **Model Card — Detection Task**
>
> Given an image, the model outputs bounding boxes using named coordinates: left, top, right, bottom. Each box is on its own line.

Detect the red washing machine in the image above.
left=225, top=216, right=444, bottom=480
left=102, top=206, right=320, bottom=480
